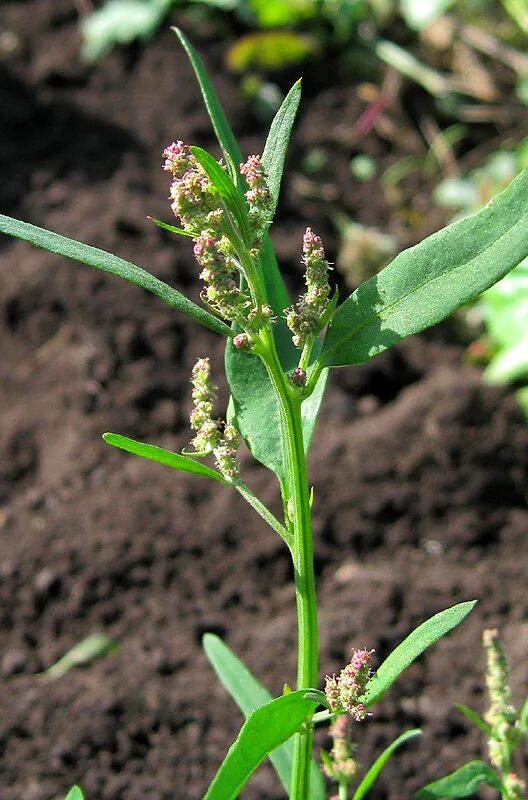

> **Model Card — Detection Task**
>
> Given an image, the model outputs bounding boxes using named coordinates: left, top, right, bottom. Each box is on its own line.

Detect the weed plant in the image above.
left=1, top=31, right=528, bottom=800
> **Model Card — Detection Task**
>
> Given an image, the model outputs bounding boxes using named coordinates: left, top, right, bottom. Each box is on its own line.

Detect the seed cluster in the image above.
left=286, top=227, right=331, bottom=349
left=483, top=629, right=525, bottom=798
left=323, top=715, right=359, bottom=785
left=163, top=144, right=274, bottom=330
left=240, top=154, right=272, bottom=249
left=163, top=141, right=250, bottom=322
left=189, top=357, right=239, bottom=479
left=324, top=648, right=374, bottom=721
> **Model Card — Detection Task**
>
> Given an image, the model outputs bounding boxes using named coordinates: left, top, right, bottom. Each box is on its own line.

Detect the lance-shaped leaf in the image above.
left=353, top=729, right=421, bottom=800
left=42, top=634, right=117, bottom=681
left=173, top=27, right=243, bottom=186
left=148, top=217, right=194, bottom=237
left=203, top=634, right=325, bottom=799
left=173, top=27, right=290, bottom=316
left=321, top=171, right=528, bottom=367
left=363, top=601, right=476, bottom=707
left=0, top=214, right=229, bottom=337
left=519, top=696, right=528, bottom=733
left=190, top=146, right=250, bottom=245
left=203, top=690, right=319, bottom=800
left=103, top=433, right=227, bottom=484
left=65, top=787, right=85, bottom=800
left=262, top=80, right=302, bottom=218
left=454, top=704, right=491, bottom=736
left=416, top=761, right=502, bottom=798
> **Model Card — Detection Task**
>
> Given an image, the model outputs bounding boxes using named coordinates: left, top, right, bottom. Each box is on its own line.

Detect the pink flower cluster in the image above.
left=324, top=648, right=374, bottom=721
left=286, top=227, right=331, bottom=349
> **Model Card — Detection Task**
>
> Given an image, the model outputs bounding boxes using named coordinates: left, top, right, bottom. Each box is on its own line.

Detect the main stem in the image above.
left=259, top=328, right=319, bottom=800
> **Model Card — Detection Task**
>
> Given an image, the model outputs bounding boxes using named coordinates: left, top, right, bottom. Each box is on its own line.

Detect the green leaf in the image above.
left=103, top=433, right=227, bottom=484
left=190, top=146, right=250, bottom=244
left=261, top=80, right=302, bottom=219
left=225, top=341, right=328, bottom=488
left=519, top=696, right=528, bottom=732
left=454, top=704, right=492, bottom=736
left=483, top=334, right=528, bottom=384
left=81, top=0, right=172, bottom=61
left=363, top=601, right=477, bottom=707
left=416, top=761, right=502, bottom=798
left=203, top=634, right=325, bottom=799
left=42, top=634, right=117, bottom=681
left=258, top=235, right=291, bottom=318
left=353, top=729, right=421, bottom=800
left=321, top=171, right=528, bottom=367
left=203, top=690, right=319, bottom=800
left=65, top=787, right=85, bottom=800
left=148, top=217, right=195, bottom=237
left=173, top=26, right=290, bottom=316
left=172, top=26, right=243, bottom=184
left=0, top=214, right=230, bottom=337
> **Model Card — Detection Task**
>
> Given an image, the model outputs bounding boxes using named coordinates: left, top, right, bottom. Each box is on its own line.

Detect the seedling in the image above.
left=1, top=29, right=528, bottom=800
left=417, top=629, right=527, bottom=800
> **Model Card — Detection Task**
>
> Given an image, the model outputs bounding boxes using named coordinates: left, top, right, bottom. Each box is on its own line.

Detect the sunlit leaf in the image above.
left=321, top=172, right=528, bottom=367
left=203, top=689, right=318, bottom=800
left=363, top=601, right=476, bottom=707
left=353, top=729, right=421, bottom=800
left=64, top=787, right=85, bottom=800
left=454, top=704, right=491, bottom=736
left=42, top=634, right=117, bottom=681
left=203, top=634, right=325, bottom=798
left=262, top=80, right=302, bottom=219
left=416, top=761, right=502, bottom=798
left=0, top=214, right=229, bottom=337
left=103, top=433, right=226, bottom=484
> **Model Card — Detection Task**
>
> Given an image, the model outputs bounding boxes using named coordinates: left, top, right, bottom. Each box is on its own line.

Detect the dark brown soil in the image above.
left=1, top=3, right=527, bottom=800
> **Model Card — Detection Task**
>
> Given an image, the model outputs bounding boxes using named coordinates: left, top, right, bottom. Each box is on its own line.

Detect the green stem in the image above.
left=338, top=781, right=349, bottom=800
left=258, top=327, right=319, bottom=800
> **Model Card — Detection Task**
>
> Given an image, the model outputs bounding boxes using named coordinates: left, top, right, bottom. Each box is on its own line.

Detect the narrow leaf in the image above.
left=103, top=433, right=227, bottom=484
left=258, top=235, right=291, bottom=318
left=203, top=690, right=319, bottom=800
left=42, top=634, right=117, bottom=681
left=202, top=634, right=325, bottom=799
left=0, top=214, right=230, bottom=337
left=353, top=728, right=421, bottom=800
left=321, top=171, right=528, bottom=367
left=202, top=633, right=326, bottom=800
left=172, top=27, right=243, bottom=183
left=65, top=787, right=84, bottom=800
left=455, top=704, right=491, bottom=736
left=416, top=761, right=502, bottom=798
left=190, top=146, right=250, bottom=243
left=261, top=80, right=302, bottom=217
left=148, top=217, right=194, bottom=237
left=173, top=27, right=290, bottom=315
left=363, top=601, right=477, bottom=707
left=519, top=696, right=528, bottom=732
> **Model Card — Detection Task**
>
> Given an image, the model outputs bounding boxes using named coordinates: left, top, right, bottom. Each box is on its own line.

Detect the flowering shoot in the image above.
left=286, top=227, right=332, bottom=349
left=325, top=648, right=374, bottom=721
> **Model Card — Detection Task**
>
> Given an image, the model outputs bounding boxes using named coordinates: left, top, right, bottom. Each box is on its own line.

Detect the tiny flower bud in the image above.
left=290, top=368, right=307, bottom=388
left=233, top=333, right=252, bottom=351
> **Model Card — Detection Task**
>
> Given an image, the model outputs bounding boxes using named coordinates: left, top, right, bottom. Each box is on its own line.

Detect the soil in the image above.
left=1, top=3, right=527, bottom=800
